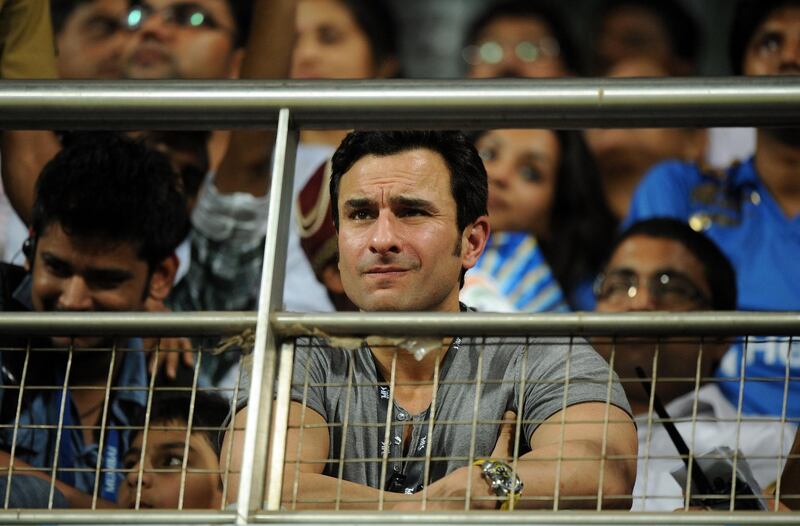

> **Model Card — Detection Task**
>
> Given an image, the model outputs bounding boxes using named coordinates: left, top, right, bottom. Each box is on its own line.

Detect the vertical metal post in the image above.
left=265, top=341, right=296, bottom=510
left=236, top=108, right=298, bottom=524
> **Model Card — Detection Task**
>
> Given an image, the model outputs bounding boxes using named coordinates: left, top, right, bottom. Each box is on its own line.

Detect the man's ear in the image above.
left=460, top=215, right=490, bottom=271
left=147, top=254, right=178, bottom=302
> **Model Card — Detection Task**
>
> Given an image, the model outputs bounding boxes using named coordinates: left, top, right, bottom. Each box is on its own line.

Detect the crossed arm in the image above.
left=221, top=401, right=637, bottom=510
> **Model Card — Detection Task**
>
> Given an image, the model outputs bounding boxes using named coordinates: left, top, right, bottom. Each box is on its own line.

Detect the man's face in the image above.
left=743, top=5, right=800, bottom=76
left=585, top=59, right=706, bottom=218
left=595, top=6, right=673, bottom=74
left=336, top=149, right=485, bottom=312
left=118, top=424, right=222, bottom=509
left=31, top=224, right=152, bottom=347
left=122, top=0, right=239, bottom=79
left=595, top=235, right=723, bottom=413
left=467, top=16, right=567, bottom=79
left=56, top=0, right=130, bottom=79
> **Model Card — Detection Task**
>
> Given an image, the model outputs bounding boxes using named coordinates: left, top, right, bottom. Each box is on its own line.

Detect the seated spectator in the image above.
left=52, top=0, right=129, bottom=79
left=585, top=57, right=708, bottom=220
left=463, top=0, right=577, bottom=78
left=469, top=129, right=617, bottom=311
left=118, top=391, right=229, bottom=510
left=290, top=0, right=400, bottom=312
left=223, top=131, right=637, bottom=510
left=590, top=0, right=700, bottom=75
left=595, top=218, right=796, bottom=510
left=627, top=0, right=800, bottom=417
left=0, top=133, right=188, bottom=508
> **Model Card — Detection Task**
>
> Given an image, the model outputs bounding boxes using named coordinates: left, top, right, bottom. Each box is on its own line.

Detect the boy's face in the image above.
left=118, top=422, right=222, bottom=509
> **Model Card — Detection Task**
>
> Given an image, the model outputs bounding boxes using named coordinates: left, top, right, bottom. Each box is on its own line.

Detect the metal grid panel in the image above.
left=0, top=334, right=247, bottom=513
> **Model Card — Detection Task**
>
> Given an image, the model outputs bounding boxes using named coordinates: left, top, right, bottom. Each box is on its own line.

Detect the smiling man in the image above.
left=224, top=131, right=637, bottom=510
left=0, top=133, right=188, bottom=508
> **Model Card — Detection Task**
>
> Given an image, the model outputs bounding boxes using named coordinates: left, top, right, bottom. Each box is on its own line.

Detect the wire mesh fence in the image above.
left=0, top=313, right=799, bottom=526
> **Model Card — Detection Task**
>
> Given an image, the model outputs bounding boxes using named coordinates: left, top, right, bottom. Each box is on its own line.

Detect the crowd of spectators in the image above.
left=0, top=0, right=798, bottom=514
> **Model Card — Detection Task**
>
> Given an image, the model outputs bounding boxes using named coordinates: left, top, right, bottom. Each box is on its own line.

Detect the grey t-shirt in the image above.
left=289, top=336, right=630, bottom=492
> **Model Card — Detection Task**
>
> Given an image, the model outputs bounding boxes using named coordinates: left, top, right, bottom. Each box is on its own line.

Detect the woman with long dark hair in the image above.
left=471, top=129, right=617, bottom=310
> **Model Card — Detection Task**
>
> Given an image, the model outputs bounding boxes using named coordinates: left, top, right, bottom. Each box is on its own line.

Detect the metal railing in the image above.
left=2, top=78, right=800, bottom=525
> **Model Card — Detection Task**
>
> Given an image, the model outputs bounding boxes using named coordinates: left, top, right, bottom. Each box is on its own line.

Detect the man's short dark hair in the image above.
left=130, top=391, right=230, bottom=457
left=729, top=0, right=800, bottom=74
left=594, top=0, right=701, bottom=70
left=329, top=131, right=488, bottom=234
left=465, top=0, right=580, bottom=74
left=609, top=218, right=737, bottom=310
left=31, top=132, right=189, bottom=269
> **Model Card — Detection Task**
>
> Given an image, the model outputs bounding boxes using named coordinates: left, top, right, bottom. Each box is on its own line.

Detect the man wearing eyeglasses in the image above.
left=121, top=0, right=246, bottom=80
left=626, top=0, right=800, bottom=419
left=463, top=0, right=576, bottom=79
left=594, top=218, right=796, bottom=511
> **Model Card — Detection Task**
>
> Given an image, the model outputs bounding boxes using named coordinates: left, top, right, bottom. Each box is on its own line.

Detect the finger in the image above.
left=163, top=345, right=180, bottom=379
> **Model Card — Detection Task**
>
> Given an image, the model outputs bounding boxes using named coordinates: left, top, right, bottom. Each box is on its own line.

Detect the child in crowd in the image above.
left=118, top=391, right=230, bottom=510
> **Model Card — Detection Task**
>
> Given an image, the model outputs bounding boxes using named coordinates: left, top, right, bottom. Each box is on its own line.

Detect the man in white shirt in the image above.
left=594, top=218, right=796, bottom=511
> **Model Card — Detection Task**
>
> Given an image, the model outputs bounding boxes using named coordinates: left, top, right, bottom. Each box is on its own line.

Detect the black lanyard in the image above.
left=372, top=337, right=462, bottom=494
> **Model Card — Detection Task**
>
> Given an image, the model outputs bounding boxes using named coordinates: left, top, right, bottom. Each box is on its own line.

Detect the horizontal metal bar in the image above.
left=0, top=311, right=256, bottom=336
left=272, top=311, right=800, bottom=337
left=253, top=511, right=800, bottom=525
left=1, top=510, right=798, bottom=526
left=0, top=510, right=236, bottom=524
left=0, top=311, right=799, bottom=337
left=2, top=77, right=800, bottom=129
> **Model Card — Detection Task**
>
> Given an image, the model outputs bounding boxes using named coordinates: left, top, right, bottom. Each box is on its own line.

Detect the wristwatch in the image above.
left=474, top=458, right=523, bottom=510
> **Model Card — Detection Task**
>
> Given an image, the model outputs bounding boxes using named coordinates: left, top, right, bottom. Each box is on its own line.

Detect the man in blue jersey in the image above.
left=626, top=0, right=800, bottom=416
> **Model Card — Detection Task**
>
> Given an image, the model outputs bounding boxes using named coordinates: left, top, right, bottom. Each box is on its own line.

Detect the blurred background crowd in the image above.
left=0, top=0, right=799, bottom=511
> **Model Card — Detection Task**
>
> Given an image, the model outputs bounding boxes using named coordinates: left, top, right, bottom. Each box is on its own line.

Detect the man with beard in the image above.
left=594, top=218, right=796, bottom=510
left=627, top=0, right=800, bottom=418
left=0, top=133, right=188, bottom=508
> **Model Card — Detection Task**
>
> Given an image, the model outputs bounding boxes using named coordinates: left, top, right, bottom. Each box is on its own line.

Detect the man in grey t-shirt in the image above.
left=224, top=131, right=637, bottom=510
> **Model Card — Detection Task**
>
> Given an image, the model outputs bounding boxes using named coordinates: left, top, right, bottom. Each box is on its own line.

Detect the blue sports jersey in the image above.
left=627, top=157, right=800, bottom=416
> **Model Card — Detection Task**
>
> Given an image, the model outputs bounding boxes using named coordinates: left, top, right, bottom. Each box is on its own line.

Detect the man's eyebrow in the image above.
left=84, top=268, right=135, bottom=283
left=389, top=196, right=438, bottom=211
left=343, top=197, right=376, bottom=209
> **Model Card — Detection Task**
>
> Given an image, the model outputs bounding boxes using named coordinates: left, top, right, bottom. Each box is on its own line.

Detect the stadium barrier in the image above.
left=0, top=78, right=799, bottom=525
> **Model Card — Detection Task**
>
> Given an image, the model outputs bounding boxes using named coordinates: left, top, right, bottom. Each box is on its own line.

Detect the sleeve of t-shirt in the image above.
left=289, top=337, right=331, bottom=421
left=624, top=160, right=700, bottom=229
left=518, top=337, right=631, bottom=445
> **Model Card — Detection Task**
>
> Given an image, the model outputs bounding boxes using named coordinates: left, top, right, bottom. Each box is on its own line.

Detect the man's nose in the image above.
left=135, top=9, right=172, bottom=40
left=369, top=211, right=401, bottom=255
left=58, top=277, right=93, bottom=311
left=779, top=34, right=800, bottom=71
left=627, top=285, right=657, bottom=312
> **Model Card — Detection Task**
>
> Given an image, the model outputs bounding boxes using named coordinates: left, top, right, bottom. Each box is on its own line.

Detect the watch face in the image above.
left=484, top=460, right=523, bottom=496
